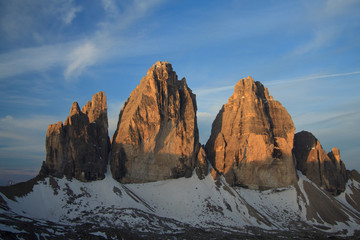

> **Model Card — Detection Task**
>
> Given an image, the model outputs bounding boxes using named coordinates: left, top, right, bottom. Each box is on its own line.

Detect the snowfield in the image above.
left=0, top=169, right=359, bottom=239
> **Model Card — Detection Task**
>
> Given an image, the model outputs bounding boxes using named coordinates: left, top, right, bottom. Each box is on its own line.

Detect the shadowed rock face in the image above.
left=110, top=61, right=206, bottom=183
left=43, top=92, right=110, bottom=182
left=293, top=131, right=347, bottom=195
left=205, top=77, right=297, bottom=189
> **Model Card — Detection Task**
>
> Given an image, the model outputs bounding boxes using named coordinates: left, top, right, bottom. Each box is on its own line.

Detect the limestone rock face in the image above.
left=293, top=131, right=347, bottom=195
left=205, top=77, right=297, bottom=189
left=111, top=61, right=205, bottom=183
left=44, top=92, right=110, bottom=182
left=195, top=146, right=209, bottom=180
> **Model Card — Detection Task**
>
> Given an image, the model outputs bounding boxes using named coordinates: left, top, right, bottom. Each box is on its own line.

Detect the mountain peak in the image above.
left=44, top=91, right=110, bottom=182
left=206, top=76, right=297, bottom=189
left=294, top=131, right=347, bottom=195
left=69, top=102, right=81, bottom=116
left=111, top=61, right=206, bottom=183
left=146, top=61, right=175, bottom=83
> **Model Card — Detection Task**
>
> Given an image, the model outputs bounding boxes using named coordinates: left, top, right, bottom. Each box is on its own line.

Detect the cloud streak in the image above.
left=267, top=70, right=360, bottom=86
left=0, top=43, right=71, bottom=79
left=64, top=42, right=99, bottom=80
left=194, top=85, right=233, bottom=97
left=0, top=0, right=164, bottom=81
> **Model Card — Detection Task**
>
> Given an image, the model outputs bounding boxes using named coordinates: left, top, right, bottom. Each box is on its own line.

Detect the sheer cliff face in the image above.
left=110, top=61, right=205, bottom=183
left=293, top=131, right=347, bottom=195
left=44, top=92, right=110, bottom=182
left=205, top=77, right=297, bottom=189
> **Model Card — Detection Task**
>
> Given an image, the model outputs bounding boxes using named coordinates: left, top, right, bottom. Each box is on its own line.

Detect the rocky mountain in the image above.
left=0, top=62, right=359, bottom=239
left=293, top=131, right=348, bottom=195
left=110, top=61, right=205, bottom=183
left=42, top=92, right=110, bottom=182
left=205, top=76, right=297, bottom=189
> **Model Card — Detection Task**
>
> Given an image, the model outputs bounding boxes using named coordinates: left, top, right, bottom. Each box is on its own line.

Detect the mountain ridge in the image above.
left=0, top=61, right=359, bottom=239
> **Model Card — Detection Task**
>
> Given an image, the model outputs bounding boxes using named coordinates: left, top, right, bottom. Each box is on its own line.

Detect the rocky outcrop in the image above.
left=293, top=131, right=347, bottom=195
left=43, top=92, right=110, bottom=182
left=110, top=61, right=206, bottom=183
left=205, top=76, right=297, bottom=189
left=349, top=169, right=360, bottom=183
left=195, top=146, right=209, bottom=180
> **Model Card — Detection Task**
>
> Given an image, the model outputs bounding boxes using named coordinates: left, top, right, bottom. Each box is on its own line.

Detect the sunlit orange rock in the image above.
left=110, top=61, right=207, bottom=183
left=205, top=77, right=297, bottom=189
left=294, top=131, right=347, bottom=195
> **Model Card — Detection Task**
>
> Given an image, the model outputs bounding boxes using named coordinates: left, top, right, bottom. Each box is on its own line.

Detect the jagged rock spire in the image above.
left=43, top=91, right=110, bottom=182
left=293, top=131, right=347, bottom=195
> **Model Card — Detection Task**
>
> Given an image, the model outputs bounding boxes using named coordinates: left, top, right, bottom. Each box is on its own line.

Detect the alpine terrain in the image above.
left=0, top=62, right=359, bottom=239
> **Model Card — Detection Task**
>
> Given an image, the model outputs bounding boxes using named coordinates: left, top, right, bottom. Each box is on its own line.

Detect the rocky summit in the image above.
left=205, top=76, right=297, bottom=189
left=43, top=92, right=110, bottom=182
left=293, top=131, right=348, bottom=195
left=110, top=61, right=206, bottom=183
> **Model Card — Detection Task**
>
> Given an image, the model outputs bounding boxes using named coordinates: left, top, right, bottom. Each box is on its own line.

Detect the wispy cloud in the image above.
left=322, top=0, right=360, bottom=19
left=0, top=115, right=59, bottom=159
left=0, top=0, right=164, bottom=81
left=0, top=95, right=51, bottom=106
left=0, top=43, right=71, bottom=79
left=291, top=0, right=360, bottom=56
left=293, top=111, right=360, bottom=130
left=293, top=28, right=336, bottom=55
left=64, top=42, right=99, bottom=80
left=0, top=115, right=59, bottom=131
left=267, top=71, right=360, bottom=86
left=0, top=0, right=82, bottom=45
left=61, top=3, right=82, bottom=25
left=194, top=86, right=233, bottom=97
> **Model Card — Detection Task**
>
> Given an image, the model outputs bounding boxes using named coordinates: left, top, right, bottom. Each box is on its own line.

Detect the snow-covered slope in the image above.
left=0, top=170, right=359, bottom=239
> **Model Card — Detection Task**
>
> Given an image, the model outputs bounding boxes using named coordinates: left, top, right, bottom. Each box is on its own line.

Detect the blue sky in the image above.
left=0, top=0, right=359, bottom=185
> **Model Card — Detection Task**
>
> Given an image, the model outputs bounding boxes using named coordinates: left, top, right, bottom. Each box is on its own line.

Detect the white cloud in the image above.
left=101, top=0, right=119, bottom=18
left=0, top=0, right=83, bottom=44
left=0, top=0, right=165, bottom=81
left=323, top=0, right=359, bottom=18
left=62, top=4, right=82, bottom=25
left=64, top=42, right=99, bottom=80
left=291, top=0, right=360, bottom=56
left=195, top=85, right=233, bottom=97
left=0, top=43, right=71, bottom=79
left=293, top=28, right=335, bottom=55
left=0, top=115, right=59, bottom=138
left=267, top=70, right=360, bottom=86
